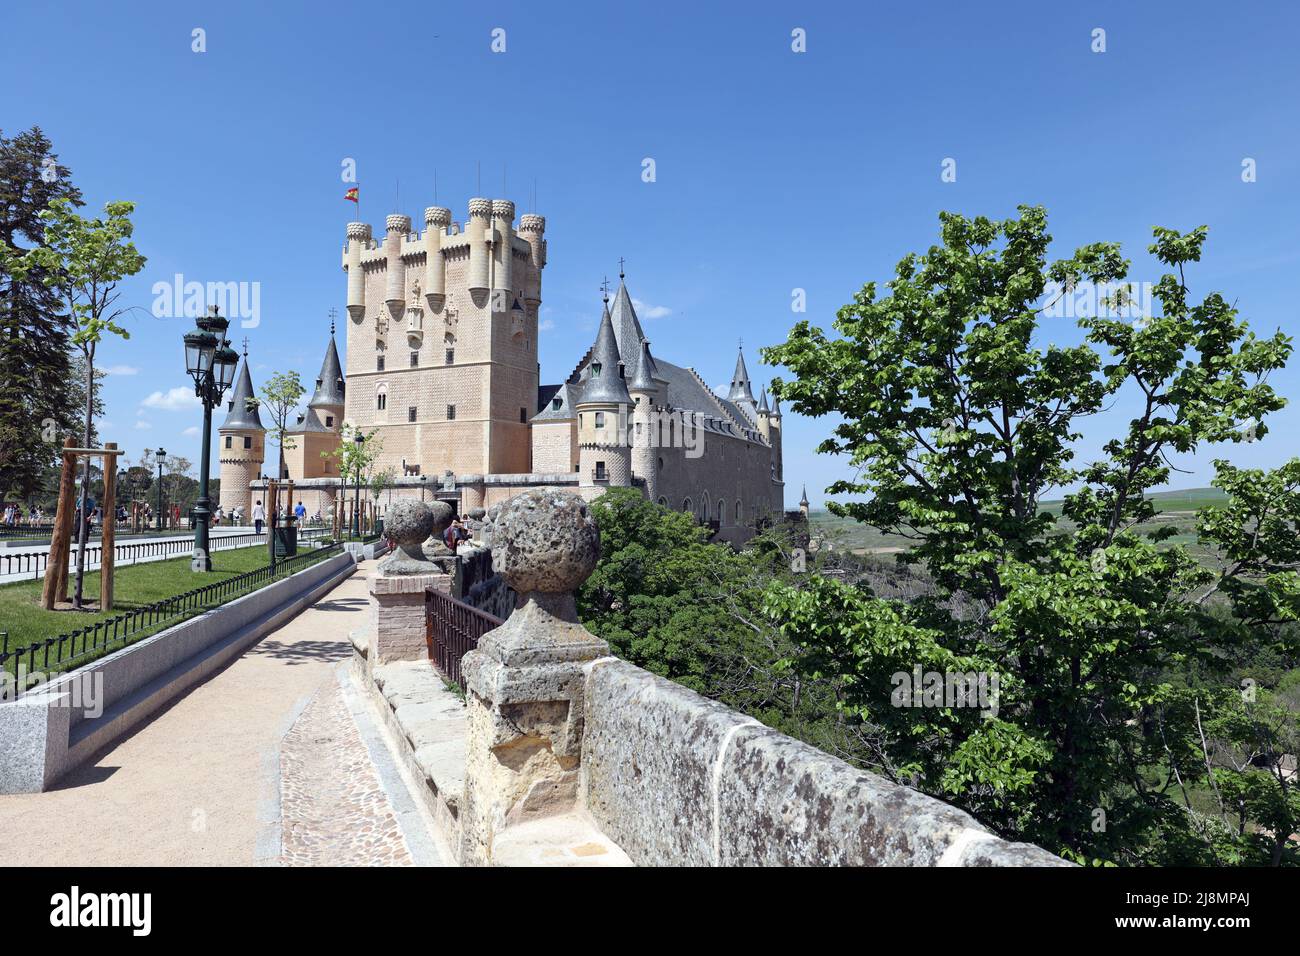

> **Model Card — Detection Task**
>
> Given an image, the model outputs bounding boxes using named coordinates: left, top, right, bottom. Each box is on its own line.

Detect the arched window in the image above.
left=376, top=384, right=388, bottom=412
left=657, top=496, right=669, bottom=508
left=735, top=500, right=743, bottom=523
left=716, top=499, right=726, bottom=524
left=701, top=492, right=710, bottom=521
left=682, top=497, right=692, bottom=515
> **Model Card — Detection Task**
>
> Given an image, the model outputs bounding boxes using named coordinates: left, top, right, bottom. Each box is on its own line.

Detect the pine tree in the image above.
left=0, top=127, right=83, bottom=502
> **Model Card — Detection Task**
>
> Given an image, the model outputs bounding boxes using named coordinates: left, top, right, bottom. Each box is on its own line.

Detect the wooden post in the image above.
left=100, top=443, right=117, bottom=610
left=42, top=438, right=77, bottom=609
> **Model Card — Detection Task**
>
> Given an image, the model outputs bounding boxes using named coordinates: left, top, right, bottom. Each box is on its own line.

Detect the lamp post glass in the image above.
left=186, top=306, right=239, bottom=571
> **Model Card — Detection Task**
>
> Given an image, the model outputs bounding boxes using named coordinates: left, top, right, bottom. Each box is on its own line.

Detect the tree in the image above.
left=0, top=127, right=83, bottom=502
left=761, top=206, right=1297, bottom=864
left=322, top=424, right=382, bottom=535
left=254, top=370, right=304, bottom=481
left=9, top=197, right=146, bottom=606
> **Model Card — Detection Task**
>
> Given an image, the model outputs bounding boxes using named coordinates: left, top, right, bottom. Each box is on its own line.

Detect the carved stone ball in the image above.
left=426, top=500, right=454, bottom=536
left=468, top=508, right=486, bottom=521
left=384, top=499, right=435, bottom=546
left=489, top=490, right=600, bottom=594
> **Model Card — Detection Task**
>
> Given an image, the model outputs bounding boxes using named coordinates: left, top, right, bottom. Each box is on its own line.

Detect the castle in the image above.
left=220, top=197, right=784, bottom=544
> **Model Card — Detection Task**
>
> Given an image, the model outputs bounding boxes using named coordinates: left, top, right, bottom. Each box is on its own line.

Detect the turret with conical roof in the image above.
left=577, top=294, right=633, bottom=490
left=800, top=485, right=809, bottom=517
left=308, top=326, right=346, bottom=417
left=629, top=338, right=662, bottom=502
left=218, top=350, right=266, bottom=523
left=728, top=344, right=756, bottom=406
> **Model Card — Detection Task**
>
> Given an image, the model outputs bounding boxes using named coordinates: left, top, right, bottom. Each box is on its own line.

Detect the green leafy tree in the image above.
left=322, top=424, right=382, bottom=535
left=9, top=197, right=145, bottom=606
left=761, top=206, right=1297, bottom=864
left=0, top=127, right=83, bottom=501
left=254, top=370, right=305, bottom=481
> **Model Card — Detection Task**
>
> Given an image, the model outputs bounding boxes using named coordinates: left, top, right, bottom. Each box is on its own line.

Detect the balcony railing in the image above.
left=425, top=587, right=503, bottom=690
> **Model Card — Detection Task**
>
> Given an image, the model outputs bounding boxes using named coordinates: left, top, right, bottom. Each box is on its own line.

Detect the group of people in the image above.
left=1, top=502, right=44, bottom=527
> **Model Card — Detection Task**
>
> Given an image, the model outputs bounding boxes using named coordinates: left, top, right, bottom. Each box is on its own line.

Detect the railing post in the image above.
left=367, top=500, right=453, bottom=668
left=459, top=491, right=608, bottom=866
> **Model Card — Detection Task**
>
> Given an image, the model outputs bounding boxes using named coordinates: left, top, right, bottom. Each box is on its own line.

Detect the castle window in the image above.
left=410, top=351, right=419, bottom=368
left=682, top=498, right=692, bottom=515
left=377, top=393, right=387, bottom=411
left=552, top=397, right=562, bottom=410
left=224, top=436, right=232, bottom=449
left=591, top=362, right=602, bottom=378
left=325, top=415, right=334, bottom=427
left=717, top=499, right=726, bottom=524
left=447, top=405, right=456, bottom=420
left=377, top=355, right=385, bottom=372
left=735, top=501, right=743, bottom=523
left=657, top=457, right=663, bottom=470
left=408, top=406, right=417, bottom=422
left=243, top=436, right=252, bottom=449
left=595, top=461, right=607, bottom=481
left=446, top=349, right=454, bottom=365
left=594, top=412, right=605, bottom=428
left=520, top=407, right=527, bottom=423
left=657, top=497, right=668, bottom=508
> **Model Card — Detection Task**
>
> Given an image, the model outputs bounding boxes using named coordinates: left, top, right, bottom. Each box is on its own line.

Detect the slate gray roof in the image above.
left=533, top=382, right=577, bottom=422
left=287, top=405, right=333, bottom=434
left=577, top=302, right=632, bottom=406
left=629, top=339, right=658, bottom=391
left=308, top=335, right=345, bottom=409
left=220, top=358, right=264, bottom=431
left=727, top=346, right=755, bottom=404
left=607, top=280, right=647, bottom=380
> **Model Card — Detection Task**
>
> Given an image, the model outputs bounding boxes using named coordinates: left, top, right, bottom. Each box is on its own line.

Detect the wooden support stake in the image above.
left=100, top=442, right=117, bottom=610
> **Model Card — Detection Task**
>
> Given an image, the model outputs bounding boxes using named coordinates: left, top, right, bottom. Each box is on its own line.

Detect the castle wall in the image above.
left=531, top=420, right=577, bottom=474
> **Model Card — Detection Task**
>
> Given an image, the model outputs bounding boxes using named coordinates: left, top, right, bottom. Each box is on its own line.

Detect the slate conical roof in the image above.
left=800, top=485, right=809, bottom=507
left=308, top=334, right=345, bottom=409
left=608, top=279, right=647, bottom=377
left=728, top=345, right=755, bottom=404
left=629, top=339, right=659, bottom=392
left=578, top=301, right=632, bottom=406
left=220, top=357, right=264, bottom=431
left=758, top=386, right=770, bottom=413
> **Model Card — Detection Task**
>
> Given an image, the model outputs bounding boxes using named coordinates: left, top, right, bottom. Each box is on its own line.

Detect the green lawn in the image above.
left=0, top=543, right=336, bottom=679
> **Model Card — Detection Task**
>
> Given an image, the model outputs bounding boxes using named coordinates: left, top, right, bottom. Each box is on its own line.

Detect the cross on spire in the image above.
left=328, top=306, right=338, bottom=335
left=241, top=336, right=249, bottom=356
left=618, top=256, right=625, bottom=279
left=600, top=276, right=611, bottom=302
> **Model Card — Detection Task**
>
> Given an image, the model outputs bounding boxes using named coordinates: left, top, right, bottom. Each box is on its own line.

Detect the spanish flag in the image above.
left=344, top=187, right=359, bottom=203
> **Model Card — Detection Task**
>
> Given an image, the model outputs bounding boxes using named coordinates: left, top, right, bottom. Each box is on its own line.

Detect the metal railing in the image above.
left=425, top=587, right=503, bottom=690
left=0, top=542, right=343, bottom=696
left=0, top=527, right=331, bottom=579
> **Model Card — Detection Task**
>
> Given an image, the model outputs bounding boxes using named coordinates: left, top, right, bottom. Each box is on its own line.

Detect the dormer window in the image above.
left=591, top=362, right=602, bottom=378
left=552, top=397, right=562, bottom=410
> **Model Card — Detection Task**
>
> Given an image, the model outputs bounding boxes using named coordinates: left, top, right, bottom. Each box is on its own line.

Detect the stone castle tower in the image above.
left=341, top=198, right=547, bottom=478
left=576, top=297, right=634, bottom=490
left=218, top=351, right=265, bottom=520
left=283, top=329, right=346, bottom=484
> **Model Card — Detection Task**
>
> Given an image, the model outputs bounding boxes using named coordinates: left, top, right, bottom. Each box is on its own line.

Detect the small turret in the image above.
left=629, top=339, right=661, bottom=502
left=519, top=214, right=546, bottom=311
left=345, top=222, right=371, bottom=324
left=467, top=198, right=492, bottom=298
left=308, top=326, right=346, bottom=426
left=492, top=199, right=515, bottom=312
left=799, top=485, right=809, bottom=517
left=423, top=206, right=451, bottom=311
left=728, top=344, right=756, bottom=406
left=384, top=214, right=411, bottom=322
left=218, top=349, right=266, bottom=522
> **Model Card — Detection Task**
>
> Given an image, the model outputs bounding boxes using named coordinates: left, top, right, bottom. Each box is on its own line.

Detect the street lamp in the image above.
left=183, top=305, right=239, bottom=571
left=155, top=447, right=167, bottom=531
left=420, top=474, right=426, bottom=502
left=352, top=432, right=365, bottom=537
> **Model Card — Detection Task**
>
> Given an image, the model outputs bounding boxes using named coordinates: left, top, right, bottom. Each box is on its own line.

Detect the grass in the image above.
left=0, top=543, right=336, bottom=678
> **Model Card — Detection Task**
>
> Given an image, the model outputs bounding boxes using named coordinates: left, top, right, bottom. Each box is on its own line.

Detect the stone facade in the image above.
left=233, top=197, right=784, bottom=542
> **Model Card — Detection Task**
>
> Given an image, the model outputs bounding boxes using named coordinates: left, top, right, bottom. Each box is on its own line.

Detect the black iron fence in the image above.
left=0, top=527, right=331, bottom=580
left=0, top=542, right=344, bottom=696
left=425, top=587, right=502, bottom=690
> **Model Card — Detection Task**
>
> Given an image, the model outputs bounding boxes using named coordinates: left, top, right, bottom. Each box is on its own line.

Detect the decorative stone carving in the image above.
left=459, top=490, right=609, bottom=865
left=377, top=499, right=437, bottom=575
left=421, top=499, right=457, bottom=568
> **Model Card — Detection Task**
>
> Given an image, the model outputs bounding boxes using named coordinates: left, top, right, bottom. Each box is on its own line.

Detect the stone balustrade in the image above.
left=443, top=489, right=1067, bottom=867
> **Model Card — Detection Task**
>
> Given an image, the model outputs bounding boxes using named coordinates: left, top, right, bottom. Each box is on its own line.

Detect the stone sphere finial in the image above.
left=488, top=491, right=599, bottom=595
left=378, top=499, right=438, bottom=575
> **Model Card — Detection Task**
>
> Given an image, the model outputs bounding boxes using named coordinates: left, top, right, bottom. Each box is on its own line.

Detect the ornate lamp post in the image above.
left=155, top=447, right=167, bottom=530
left=420, top=474, right=427, bottom=502
left=183, top=305, right=240, bottom=571
left=352, top=431, right=365, bottom=537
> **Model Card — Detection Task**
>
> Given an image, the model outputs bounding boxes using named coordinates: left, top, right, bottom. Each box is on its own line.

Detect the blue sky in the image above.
left=4, top=0, right=1298, bottom=505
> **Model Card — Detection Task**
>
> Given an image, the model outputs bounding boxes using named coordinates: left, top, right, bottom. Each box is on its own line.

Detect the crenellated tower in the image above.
left=218, top=349, right=265, bottom=521
left=341, top=195, right=546, bottom=478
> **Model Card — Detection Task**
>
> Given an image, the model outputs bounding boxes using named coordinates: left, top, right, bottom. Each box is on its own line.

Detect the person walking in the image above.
left=251, top=500, right=266, bottom=535
left=294, top=500, right=306, bottom=525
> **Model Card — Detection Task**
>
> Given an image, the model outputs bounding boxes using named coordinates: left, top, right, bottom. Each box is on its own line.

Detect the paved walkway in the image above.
left=0, top=560, right=449, bottom=866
